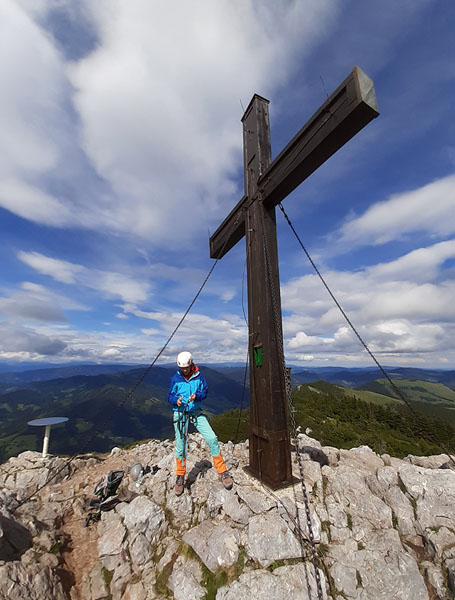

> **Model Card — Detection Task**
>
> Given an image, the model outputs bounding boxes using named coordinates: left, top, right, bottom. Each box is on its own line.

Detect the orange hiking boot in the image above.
left=220, top=471, right=233, bottom=490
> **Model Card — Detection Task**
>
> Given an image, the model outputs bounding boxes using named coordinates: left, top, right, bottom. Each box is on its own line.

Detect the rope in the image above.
left=258, top=196, right=325, bottom=600
left=277, top=201, right=455, bottom=468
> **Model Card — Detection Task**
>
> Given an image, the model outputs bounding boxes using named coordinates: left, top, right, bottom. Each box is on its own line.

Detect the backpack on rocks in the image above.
left=84, top=470, right=125, bottom=527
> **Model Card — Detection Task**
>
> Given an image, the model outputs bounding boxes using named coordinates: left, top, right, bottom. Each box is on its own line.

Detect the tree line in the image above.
left=211, top=383, right=455, bottom=458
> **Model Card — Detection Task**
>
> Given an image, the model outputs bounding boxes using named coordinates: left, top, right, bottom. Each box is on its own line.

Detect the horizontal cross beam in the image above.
left=210, top=66, right=379, bottom=259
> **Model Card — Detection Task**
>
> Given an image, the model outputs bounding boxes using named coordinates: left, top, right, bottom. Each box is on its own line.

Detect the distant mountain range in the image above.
left=0, top=363, right=147, bottom=384
left=214, top=364, right=455, bottom=391
left=0, top=362, right=453, bottom=464
left=0, top=362, right=453, bottom=388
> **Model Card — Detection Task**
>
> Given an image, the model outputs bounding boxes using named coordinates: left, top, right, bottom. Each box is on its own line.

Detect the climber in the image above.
left=168, top=351, right=233, bottom=496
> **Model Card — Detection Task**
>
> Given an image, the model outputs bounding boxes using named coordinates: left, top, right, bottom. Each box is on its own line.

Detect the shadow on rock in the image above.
left=0, top=514, right=32, bottom=560
left=186, top=459, right=212, bottom=487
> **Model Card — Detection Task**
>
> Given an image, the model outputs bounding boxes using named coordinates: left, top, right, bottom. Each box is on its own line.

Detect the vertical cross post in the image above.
left=242, top=96, right=293, bottom=488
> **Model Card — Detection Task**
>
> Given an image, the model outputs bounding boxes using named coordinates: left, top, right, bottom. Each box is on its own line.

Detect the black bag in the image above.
left=84, top=470, right=124, bottom=527
left=92, top=470, right=125, bottom=501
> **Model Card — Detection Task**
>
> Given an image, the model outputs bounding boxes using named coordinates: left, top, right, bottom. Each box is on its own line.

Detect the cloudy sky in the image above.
left=0, top=0, right=454, bottom=369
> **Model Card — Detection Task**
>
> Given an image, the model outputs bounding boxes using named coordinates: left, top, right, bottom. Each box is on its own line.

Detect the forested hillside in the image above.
left=211, top=381, right=455, bottom=458
left=358, top=378, right=455, bottom=423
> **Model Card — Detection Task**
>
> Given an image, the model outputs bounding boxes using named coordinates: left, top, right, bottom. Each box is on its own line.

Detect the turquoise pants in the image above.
left=173, top=411, right=221, bottom=460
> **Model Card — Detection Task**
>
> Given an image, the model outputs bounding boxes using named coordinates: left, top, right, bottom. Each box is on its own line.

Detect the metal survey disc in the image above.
left=28, top=417, right=69, bottom=426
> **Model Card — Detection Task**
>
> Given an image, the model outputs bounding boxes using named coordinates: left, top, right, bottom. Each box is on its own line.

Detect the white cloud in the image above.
left=0, top=307, right=250, bottom=364
left=0, top=180, right=75, bottom=226
left=0, top=295, right=66, bottom=323
left=1, top=1, right=453, bottom=370
left=101, top=347, right=122, bottom=358
left=360, top=282, right=455, bottom=322
left=18, top=251, right=150, bottom=304
left=337, top=175, right=455, bottom=247
left=281, top=239, right=455, bottom=363
left=128, top=309, right=248, bottom=363
left=0, top=282, right=87, bottom=322
left=288, top=331, right=333, bottom=349
left=0, top=322, right=67, bottom=356
left=0, top=0, right=337, bottom=247
left=296, top=354, right=315, bottom=362
left=367, top=240, right=455, bottom=283
left=0, top=0, right=341, bottom=248
left=366, top=320, right=446, bottom=353
left=0, top=2, right=62, bottom=175
left=18, top=252, right=82, bottom=284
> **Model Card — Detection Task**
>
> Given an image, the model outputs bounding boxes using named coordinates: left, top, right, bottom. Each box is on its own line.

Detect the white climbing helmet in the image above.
left=177, top=351, right=193, bottom=368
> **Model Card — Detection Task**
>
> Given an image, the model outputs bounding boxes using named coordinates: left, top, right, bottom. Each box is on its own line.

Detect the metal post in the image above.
left=42, top=424, right=51, bottom=458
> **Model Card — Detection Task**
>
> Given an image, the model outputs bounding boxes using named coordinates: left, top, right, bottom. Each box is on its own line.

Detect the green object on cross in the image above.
left=253, top=345, right=263, bottom=367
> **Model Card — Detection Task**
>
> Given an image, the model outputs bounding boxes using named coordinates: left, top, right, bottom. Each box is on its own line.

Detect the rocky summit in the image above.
left=1, top=433, right=455, bottom=600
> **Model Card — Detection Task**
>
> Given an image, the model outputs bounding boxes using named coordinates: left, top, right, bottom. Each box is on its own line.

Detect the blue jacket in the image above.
left=168, top=366, right=208, bottom=413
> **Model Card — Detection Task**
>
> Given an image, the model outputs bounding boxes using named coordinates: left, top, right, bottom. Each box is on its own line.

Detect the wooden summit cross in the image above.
left=210, top=67, right=379, bottom=489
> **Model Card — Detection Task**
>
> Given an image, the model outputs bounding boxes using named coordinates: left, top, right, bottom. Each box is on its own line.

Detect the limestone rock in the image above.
left=397, top=462, right=455, bottom=530
left=421, top=561, right=449, bottom=599
left=118, top=495, right=166, bottom=545
left=328, top=531, right=428, bottom=599
left=83, top=563, right=110, bottom=600
left=207, top=485, right=251, bottom=524
left=183, top=520, right=240, bottom=573
left=338, top=445, right=385, bottom=471
left=97, top=512, right=126, bottom=562
left=167, top=555, right=205, bottom=600
left=235, top=484, right=275, bottom=514
left=246, top=510, right=302, bottom=567
left=324, top=464, right=392, bottom=542
left=0, top=452, right=70, bottom=498
left=277, top=494, right=321, bottom=542
left=1, top=431, right=455, bottom=600
left=216, top=563, right=327, bottom=600
left=297, top=433, right=322, bottom=449
left=166, top=488, right=194, bottom=531
left=404, top=454, right=454, bottom=469
left=0, top=562, right=67, bottom=600
left=122, top=580, right=150, bottom=600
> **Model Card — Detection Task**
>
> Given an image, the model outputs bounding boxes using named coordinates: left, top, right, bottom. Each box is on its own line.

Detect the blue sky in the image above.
left=0, top=0, right=454, bottom=368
